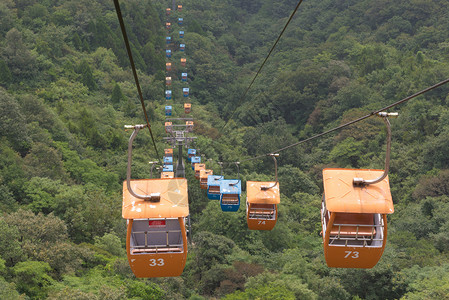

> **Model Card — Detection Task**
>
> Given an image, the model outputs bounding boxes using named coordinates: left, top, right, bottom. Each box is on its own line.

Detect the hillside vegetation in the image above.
left=1, top=0, right=449, bottom=299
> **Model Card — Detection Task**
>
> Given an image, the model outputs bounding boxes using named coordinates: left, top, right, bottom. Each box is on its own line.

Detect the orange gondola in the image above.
left=160, top=172, right=174, bottom=178
left=164, top=148, right=173, bottom=157
left=184, top=103, right=191, bottom=114
left=165, top=122, right=172, bottom=133
left=246, top=154, right=280, bottom=230
left=321, top=112, right=397, bottom=268
left=194, top=163, right=206, bottom=179
left=123, top=125, right=189, bottom=278
left=186, top=121, right=193, bottom=132
left=199, top=169, right=213, bottom=189
left=246, top=181, right=280, bottom=230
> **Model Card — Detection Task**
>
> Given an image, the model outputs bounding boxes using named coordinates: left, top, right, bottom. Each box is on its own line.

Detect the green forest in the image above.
left=1, top=0, right=449, bottom=298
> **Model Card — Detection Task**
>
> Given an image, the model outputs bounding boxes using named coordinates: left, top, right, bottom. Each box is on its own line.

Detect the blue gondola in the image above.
left=163, top=156, right=173, bottom=165
left=187, top=149, right=196, bottom=162
left=166, top=49, right=172, bottom=58
left=207, top=175, right=224, bottom=200
left=166, top=36, right=171, bottom=44
left=165, top=90, right=172, bottom=100
left=181, top=73, right=187, bottom=82
left=180, top=44, right=185, bottom=51
left=163, top=164, right=173, bottom=172
left=220, top=180, right=241, bottom=212
left=178, top=18, right=183, bottom=25
left=191, top=156, right=201, bottom=170
left=183, top=88, right=189, bottom=97
left=179, top=31, right=184, bottom=38
left=165, top=105, right=172, bottom=116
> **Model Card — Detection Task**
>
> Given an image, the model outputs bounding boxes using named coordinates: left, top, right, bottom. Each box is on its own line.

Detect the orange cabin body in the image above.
left=165, top=122, right=172, bottom=133
left=123, top=179, right=189, bottom=278
left=199, top=169, right=213, bottom=189
left=166, top=63, right=172, bottom=71
left=186, top=121, right=193, bottom=132
left=126, top=218, right=187, bottom=277
left=164, top=149, right=173, bottom=157
left=194, top=164, right=206, bottom=179
left=246, top=181, right=280, bottom=231
left=321, top=168, right=394, bottom=269
left=184, top=103, right=191, bottom=114
left=181, top=58, right=186, bottom=67
left=161, top=172, right=174, bottom=179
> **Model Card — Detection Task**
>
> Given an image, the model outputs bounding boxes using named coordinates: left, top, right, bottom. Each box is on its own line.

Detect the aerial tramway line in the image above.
left=113, top=0, right=449, bottom=278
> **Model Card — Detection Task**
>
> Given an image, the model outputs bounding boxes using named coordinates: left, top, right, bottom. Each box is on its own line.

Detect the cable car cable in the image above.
left=220, top=0, right=305, bottom=131
left=232, top=77, right=449, bottom=163
left=113, top=0, right=162, bottom=165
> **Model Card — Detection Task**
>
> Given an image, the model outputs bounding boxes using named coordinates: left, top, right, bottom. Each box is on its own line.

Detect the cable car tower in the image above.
left=163, top=118, right=196, bottom=178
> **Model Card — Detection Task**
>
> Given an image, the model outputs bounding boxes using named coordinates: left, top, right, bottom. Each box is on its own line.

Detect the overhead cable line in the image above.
left=113, top=0, right=162, bottom=165
left=220, top=0, right=305, bottom=131
left=234, top=77, right=449, bottom=163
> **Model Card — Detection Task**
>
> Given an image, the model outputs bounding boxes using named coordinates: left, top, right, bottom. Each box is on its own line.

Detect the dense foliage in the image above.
left=1, top=0, right=449, bottom=298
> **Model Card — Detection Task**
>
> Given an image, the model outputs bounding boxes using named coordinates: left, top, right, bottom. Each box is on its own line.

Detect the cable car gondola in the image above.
left=164, top=148, right=173, bottom=157
left=194, top=163, right=206, bottom=179
left=122, top=125, right=189, bottom=278
left=186, top=121, right=193, bottom=132
left=187, top=149, right=196, bottom=162
left=164, top=156, right=173, bottom=165
left=184, top=103, right=191, bottom=114
left=246, top=154, right=280, bottom=230
left=160, top=172, right=174, bottom=179
left=177, top=4, right=182, bottom=11
left=166, top=36, right=171, bottom=44
left=179, top=31, right=184, bottom=38
left=321, top=112, right=396, bottom=268
left=183, top=88, right=189, bottom=97
left=181, top=58, right=186, bottom=67
left=166, top=22, right=171, bottom=30
left=207, top=175, right=223, bottom=200
left=181, top=73, right=187, bottom=82
left=166, top=49, right=172, bottom=58
left=165, top=105, right=172, bottom=116
left=163, top=164, right=174, bottom=172
left=165, top=122, right=172, bottom=133
left=165, top=77, right=172, bottom=86
left=166, top=62, right=172, bottom=71
left=165, top=90, right=172, bottom=100
left=180, top=44, right=185, bottom=51
left=178, top=18, right=183, bottom=25
left=191, top=156, right=201, bottom=167
left=199, top=169, right=213, bottom=189
left=220, top=179, right=241, bottom=212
